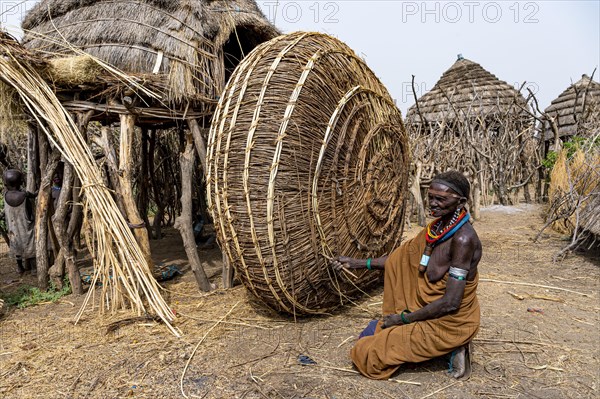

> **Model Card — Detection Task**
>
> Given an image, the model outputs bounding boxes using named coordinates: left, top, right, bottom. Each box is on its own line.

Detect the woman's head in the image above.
left=431, top=170, right=470, bottom=199
left=3, top=169, right=24, bottom=189
left=427, top=170, right=470, bottom=218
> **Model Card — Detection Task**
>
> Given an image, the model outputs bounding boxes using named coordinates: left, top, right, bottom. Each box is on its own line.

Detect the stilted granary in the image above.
left=1, top=0, right=279, bottom=296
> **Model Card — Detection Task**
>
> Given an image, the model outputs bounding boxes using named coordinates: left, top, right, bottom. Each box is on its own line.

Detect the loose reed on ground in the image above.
left=208, top=32, right=410, bottom=315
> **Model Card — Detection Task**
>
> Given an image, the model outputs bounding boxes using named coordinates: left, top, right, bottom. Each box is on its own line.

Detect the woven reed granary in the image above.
left=405, top=55, right=528, bottom=126
left=207, top=32, right=410, bottom=314
left=542, top=74, right=600, bottom=141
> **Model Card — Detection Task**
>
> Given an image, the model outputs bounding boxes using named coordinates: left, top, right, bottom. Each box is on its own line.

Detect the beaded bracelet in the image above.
left=366, top=258, right=372, bottom=270
left=400, top=309, right=411, bottom=325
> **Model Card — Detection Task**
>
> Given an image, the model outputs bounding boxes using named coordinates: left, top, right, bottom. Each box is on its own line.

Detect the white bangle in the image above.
left=449, top=267, right=468, bottom=279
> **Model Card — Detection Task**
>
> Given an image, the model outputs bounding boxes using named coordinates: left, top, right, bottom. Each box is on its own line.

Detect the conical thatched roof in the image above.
left=406, top=55, right=528, bottom=124
left=542, top=74, right=600, bottom=140
left=21, top=0, right=279, bottom=104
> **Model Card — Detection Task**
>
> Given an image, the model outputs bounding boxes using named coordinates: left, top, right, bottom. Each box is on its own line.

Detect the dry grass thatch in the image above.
left=21, top=0, right=279, bottom=104
left=0, top=32, right=36, bottom=169
left=405, top=56, right=529, bottom=124
left=47, top=55, right=103, bottom=86
left=548, top=147, right=600, bottom=236
left=207, top=32, right=410, bottom=315
left=0, top=78, right=27, bottom=145
left=542, top=74, right=600, bottom=140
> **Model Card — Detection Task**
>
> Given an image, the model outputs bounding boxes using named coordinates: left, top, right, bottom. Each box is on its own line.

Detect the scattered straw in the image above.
left=180, top=301, right=240, bottom=399
left=420, top=381, right=460, bottom=399
left=391, top=379, right=422, bottom=386
left=480, top=278, right=591, bottom=297
left=336, top=336, right=354, bottom=348
left=312, top=364, right=359, bottom=374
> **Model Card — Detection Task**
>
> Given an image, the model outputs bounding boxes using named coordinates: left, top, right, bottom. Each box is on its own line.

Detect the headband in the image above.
left=430, top=178, right=466, bottom=198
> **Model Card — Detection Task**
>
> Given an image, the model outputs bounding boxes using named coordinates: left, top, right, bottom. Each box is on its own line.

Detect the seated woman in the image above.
left=332, top=170, right=481, bottom=380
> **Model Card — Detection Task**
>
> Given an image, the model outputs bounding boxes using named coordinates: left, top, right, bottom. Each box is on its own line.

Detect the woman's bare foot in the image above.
left=449, top=345, right=467, bottom=379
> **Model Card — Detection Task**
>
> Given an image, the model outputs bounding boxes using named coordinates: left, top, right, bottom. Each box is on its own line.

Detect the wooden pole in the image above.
left=26, top=123, right=39, bottom=193
left=409, top=162, right=426, bottom=227
left=148, top=129, right=164, bottom=239
left=138, top=128, right=153, bottom=240
left=118, top=113, right=153, bottom=268
left=222, top=251, right=234, bottom=289
left=67, top=175, right=83, bottom=250
left=48, top=111, right=92, bottom=294
left=95, top=125, right=127, bottom=217
left=175, top=133, right=212, bottom=292
left=50, top=160, right=83, bottom=294
left=187, top=119, right=207, bottom=173
left=472, top=181, right=481, bottom=220
left=35, top=132, right=59, bottom=290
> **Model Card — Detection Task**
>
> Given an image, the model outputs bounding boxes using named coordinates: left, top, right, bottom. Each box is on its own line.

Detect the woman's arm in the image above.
left=331, top=255, right=388, bottom=271
left=382, top=233, right=475, bottom=328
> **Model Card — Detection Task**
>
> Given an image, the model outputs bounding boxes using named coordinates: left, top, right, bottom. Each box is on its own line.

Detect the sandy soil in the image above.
left=0, top=204, right=598, bottom=399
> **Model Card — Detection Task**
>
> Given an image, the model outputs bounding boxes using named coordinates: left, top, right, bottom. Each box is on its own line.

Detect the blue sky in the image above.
left=2, top=1, right=599, bottom=113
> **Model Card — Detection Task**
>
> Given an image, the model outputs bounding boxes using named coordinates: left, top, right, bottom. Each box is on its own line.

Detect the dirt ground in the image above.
left=0, top=204, right=598, bottom=399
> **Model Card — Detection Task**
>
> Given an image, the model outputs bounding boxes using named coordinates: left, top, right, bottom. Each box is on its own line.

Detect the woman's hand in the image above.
left=381, top=314, right=404, bottom=329
left=330, top=256, right=360, bottom=271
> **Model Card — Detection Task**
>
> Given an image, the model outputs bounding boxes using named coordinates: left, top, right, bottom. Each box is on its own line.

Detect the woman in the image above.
left=332, top=170, right=481, bottom=380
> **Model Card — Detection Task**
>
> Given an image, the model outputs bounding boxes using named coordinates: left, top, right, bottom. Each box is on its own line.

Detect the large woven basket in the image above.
left=207, top=32, right=410, bottom=314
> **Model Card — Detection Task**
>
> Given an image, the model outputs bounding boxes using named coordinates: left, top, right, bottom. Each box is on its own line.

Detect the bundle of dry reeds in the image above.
left=47, top=55, right=103, bottom=86
left=207, top=32, right=410, bottom=315
left=548, top=146, right=600, bottom=235
left=0, top=33, right=178, bottom=335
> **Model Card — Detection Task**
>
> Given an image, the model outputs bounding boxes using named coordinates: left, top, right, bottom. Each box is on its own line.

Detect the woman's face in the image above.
left=427, top=182, right=463, bottom=218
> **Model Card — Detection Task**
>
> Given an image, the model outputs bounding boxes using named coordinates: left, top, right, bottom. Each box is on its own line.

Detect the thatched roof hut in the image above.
left=406, top=55, right=528, bottom=125
left=21, top=0, right=279, bottom=124
left=403, top=56, right=536, bottom=212
left=541, top=74, right=600, bottom=141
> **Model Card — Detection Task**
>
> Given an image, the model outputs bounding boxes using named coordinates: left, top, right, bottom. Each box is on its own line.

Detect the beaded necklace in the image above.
left=419, top=208, right=470, bottom=272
